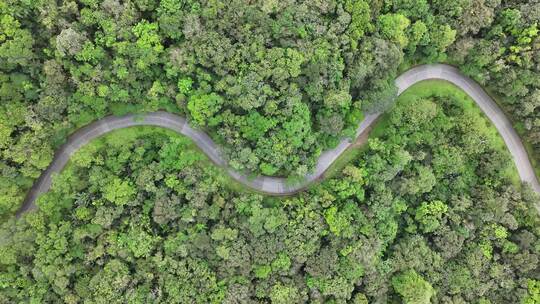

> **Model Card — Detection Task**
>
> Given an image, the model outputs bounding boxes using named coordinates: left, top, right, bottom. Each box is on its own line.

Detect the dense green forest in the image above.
left=1, top=0, right=540, bottom=303
left=1, top=87, right=539, bottom=303
left=1, top=0, right=540, bottom=216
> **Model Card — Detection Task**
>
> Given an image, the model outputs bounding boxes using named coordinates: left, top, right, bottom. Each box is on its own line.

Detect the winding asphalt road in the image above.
left=16, top=64, right=540, bottom=217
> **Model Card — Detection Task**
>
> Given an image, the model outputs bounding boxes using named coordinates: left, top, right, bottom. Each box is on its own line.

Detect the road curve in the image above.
left=16, top=64, right=540, bottom=217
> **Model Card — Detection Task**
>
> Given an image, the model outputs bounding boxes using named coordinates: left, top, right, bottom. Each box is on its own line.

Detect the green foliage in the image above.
left=260, top=162, right=279, bottom=176
left=523, top=280, right=540, bottom=304
left=254, top=265, right=272, bottom=279
left=0, top=1, right=539, bottom=303
left=414, top=200, right=448, bottom=233
left=211, top=226, right=238, bottom=241
left=177, top=77, right=193, bottom=94
left=431, top=24, right=456, bottom=52
left=118, top=225, right=158, bottom=258
left=102, top=177, right=135, bottom=206
left=344, top=0, right=372, bottom=48
left=269, top=283, right=303, bottom=304
left=324, top=205, right=356, bottom=237
left=352, top=293, right=369, bottom=304
left=0, top=14, right=34, bottom=70
left=187, top=92, right=223, bottom=127
left=479, top=241, right=493, bottom=260
left=241, top=112, right=276, bottom=141
left=132, top=20, right=163, bottom=70
left=88, top=259, right=132, bottom=302
left=271, top=252, right=291, bottom=272
left=378, top=13, right=411, bottom=47
left=2, top=85, right=539, bottom=303
left=392, top=270, right=435, bottom=304
left=247, top=204, right=287, bottom=236
left=159, top=137, right=201, bottom=170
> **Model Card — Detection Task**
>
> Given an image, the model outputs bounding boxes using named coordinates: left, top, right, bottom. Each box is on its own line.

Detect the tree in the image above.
left=88, top=259, right=132, bottom=302
left=391, top=270, right=435, bottom=304
left=240, top=112, right=276, bottom=141
left=118, top=224, right=158, bottom=258
left=415, top=200, right=448, bottom=233
left=269, top=283, right=304, bottom=304
left=457, top=0, right=499, bottom=35
left=523, top=279, right=540, bottom=304
left=378, top=13, right=411, bottom=47
left=159, top=137, right=201, bottom=170
left=407, top=20, right=428, bottom=53
left=131, top=20, right=163, bottom=70
left=102, top=177, right=136, bottom=206
left=0, top=14, right=34, bottom=70
left=56, top=28, right=86, bottom=57
left=187, top=92, right=224, bottom=127
left=344, top=0, right=372, bottom=49
left=428, top=24, right=456, bottom=57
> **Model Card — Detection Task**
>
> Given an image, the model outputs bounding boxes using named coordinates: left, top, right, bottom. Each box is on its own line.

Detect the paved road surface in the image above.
left=16, top=64, right=540, bottom=217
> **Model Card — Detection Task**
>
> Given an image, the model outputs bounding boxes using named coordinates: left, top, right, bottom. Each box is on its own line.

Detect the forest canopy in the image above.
left=1, top=83, right=539, bottom=303
left=0, top=0, right=540, bottom=303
